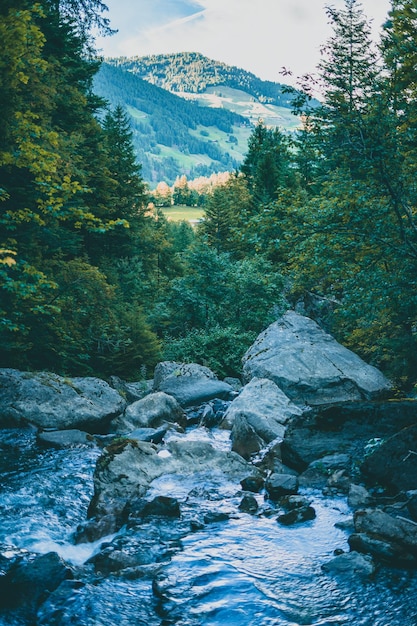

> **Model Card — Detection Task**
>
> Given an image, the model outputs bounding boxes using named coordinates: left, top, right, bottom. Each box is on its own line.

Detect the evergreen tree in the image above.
left=240, top=120, right=295, bottom=203
left=86, top=104, right=147, bottom=260
left=0, top=1, right=162, bottom=375
left=311, top=0, right=380, bottom=177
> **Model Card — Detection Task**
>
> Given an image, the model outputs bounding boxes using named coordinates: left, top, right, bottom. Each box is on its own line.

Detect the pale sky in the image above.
left=96, top=0, right=392, bottom=85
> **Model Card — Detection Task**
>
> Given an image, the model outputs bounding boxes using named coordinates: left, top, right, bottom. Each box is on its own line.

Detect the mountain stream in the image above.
left=0, top=425, right=417, bottom=625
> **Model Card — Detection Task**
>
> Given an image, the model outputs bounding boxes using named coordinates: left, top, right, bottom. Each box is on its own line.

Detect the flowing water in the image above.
left=0, top=426, right=417, bottom=625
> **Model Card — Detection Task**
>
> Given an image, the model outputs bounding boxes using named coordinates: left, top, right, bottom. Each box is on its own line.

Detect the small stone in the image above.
left=277, top=506, right=316, bottom=525
left=239, top=494, right=259, bottom=514
left=348, top=484, right=372, bottom=509
left=203, top=511, right=229, bottom=524
left=265, top=473, right=299, bottom=501
left=240, top=475, right=265, bottom=493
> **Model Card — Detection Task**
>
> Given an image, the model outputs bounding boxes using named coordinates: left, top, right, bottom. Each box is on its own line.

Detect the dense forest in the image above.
left=93, top=62, right=244, bottom=183
left=1, top=0, right=417, bottom=390
left=106, top=51, right=301, bottom=106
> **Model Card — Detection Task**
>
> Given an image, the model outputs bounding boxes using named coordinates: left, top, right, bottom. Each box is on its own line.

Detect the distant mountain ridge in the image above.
left=94, top=53, right=302, bottom=185
left=106, top=52, right=295, bottom=107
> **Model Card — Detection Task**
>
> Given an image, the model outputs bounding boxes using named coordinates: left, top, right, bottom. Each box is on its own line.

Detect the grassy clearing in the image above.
left=162, top=205, right=205, bottom=222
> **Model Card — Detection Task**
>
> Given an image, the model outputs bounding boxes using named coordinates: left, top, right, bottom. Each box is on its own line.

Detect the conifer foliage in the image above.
left=0, top=0, right=161, bottom=377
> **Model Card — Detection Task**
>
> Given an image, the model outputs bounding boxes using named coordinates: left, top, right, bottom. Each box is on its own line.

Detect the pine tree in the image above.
left=240, top=120, right=295, bottom=204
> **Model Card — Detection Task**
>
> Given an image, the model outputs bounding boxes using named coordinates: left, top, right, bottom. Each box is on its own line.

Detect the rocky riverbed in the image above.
left=1, top=311, right=417, bottom=625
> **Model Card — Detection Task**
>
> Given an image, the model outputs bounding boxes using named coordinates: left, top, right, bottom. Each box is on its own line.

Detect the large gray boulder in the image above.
left=153, top=361, right=234, bottom=407
left=242, top=311, right=392, bottom=406
left=0, top=369, right=126, bottom=430
left=221, top=378, right=303, bottom=460
left=111, top=391, right=186, bottom=433
left=88, top=438, right=260, bottom=522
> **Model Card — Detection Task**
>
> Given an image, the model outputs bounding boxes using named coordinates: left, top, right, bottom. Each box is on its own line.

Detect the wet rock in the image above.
left=88, top=525, right=183, bottom=575
left=281, top=400, right=416, bottom=473
left=265, top=474, right=299, bottom=501
left=108, top=375, right=152, bottom=403
left=239, top=494, right=259, bottom=514
left=242, top=311, right=392, bottom=406
left=190, top=518, right=205, bottom=531
left=348, top=533, right=401, bottom=563
left=361, top=423, right=417, bottom=493
left=257, top=445, right=299, bottom=476
left=335, top=518, right=355, bottom=531
left=73, top=514, right=119, bottom=544
left=1, top=552, right=73, bottom=611
left=352, top=508, right=417, bottom=565
left=324, top=470, right=352, bottom=494
left=407, top=491, right=417, bottom=521
left=35, top=580, right=86, bottom=626
left=348, top=484, right=372, bottom=509
left=153, top=361, right=234, bottom=407
left=277, top=506, right=316, bottom=525
left=240, top=475, right=265, bottom=493
left=321, top=551, right=375, bottom=577
left=223, top=377, right=243, bottom=392
left=280, top=495, right=312, bottom=510
left=112, top=391, right=186, bottom=433
left=299, top=454, right=352, bottom=489
left=222, top=378, right=303, bottom=460
left=87, top=548, right=140, bottom=574
left=141, top=496, right=181, bottom=519
left=277, top=495, right=316, bottom=525
left=37, top=429, right=94, bottom=449
left=203, top=511, right=230, bottom=524
left=88, top=437, right=261, bottom=528
left=0, top=369, right=126, bottom=431
left=128, top=426, right=168, bottom=445
left=197, top=399, right=230, bottom=428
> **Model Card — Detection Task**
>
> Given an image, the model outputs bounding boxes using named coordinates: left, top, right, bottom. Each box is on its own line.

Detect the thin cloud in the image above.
left=97, top=0, right=391, bottom=82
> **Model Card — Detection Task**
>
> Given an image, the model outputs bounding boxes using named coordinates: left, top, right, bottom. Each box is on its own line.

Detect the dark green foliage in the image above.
left=163, top=325, right=256, bottom=379
left=270, top=0, right=417, bottom=387
left=0, top=1, right=162, bottom=377
left=240, top=120, right=296, bottom=203
left=158, top=242, right=286, bottom=376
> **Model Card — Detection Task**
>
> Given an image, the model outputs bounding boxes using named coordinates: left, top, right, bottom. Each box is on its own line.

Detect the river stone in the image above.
left=2, top=552, right=73, bottom=610
left=348, top=484, right=372, bottom=509
left=348, top=533, right=404, bottom=563
left=265, top=473, right=299, bottom=500
left=88, top=437, right=261, bottom=524
left=108, top=376, right=153, bottom=403
left=281, top=400, right=417, bottom=474
left=153, top=361, right=234, bottom=407
left=221, top=378, right=303, bottom=460
left=37, top=429, right=94, bottom=449
left=361, top=424, right=417, bottom=493
left=0, top=369, right=126, bottom=430
left=113, top=392, right=186, bottom=433
left=277, top=505, right=316, bottom=525
left=242, top=311, right=392, bottom=406
left=353, top=508, right=417, bottom=564
left=321, top=551, right=375, bottom=577
left=239, top=494, right=259, bottom=514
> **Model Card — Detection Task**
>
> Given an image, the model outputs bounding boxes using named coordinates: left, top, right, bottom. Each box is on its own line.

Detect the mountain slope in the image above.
left=106, top=52, right=296, bottom=106
left=94, top=62, right=248, bottom=184
left=95, top=54, right=303, bottom=185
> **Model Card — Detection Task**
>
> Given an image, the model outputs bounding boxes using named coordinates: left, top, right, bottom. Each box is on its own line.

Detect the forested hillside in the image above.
left=1, top=0, right=417, bottom=391
left=93, top=62, right=246, bottom=183
left=106, top=52, right=298, bottom=105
